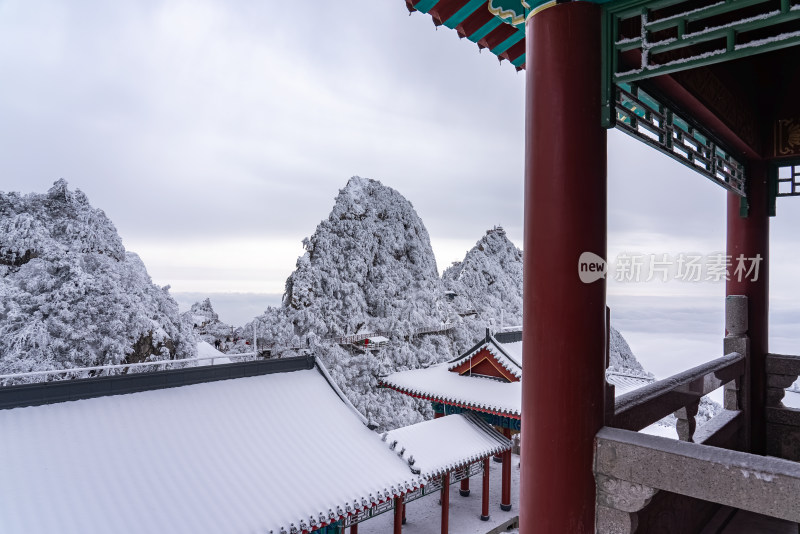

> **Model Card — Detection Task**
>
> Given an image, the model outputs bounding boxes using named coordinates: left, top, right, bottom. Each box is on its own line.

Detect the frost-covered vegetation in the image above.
left=443, top=226, right=523, bottom=333
left=238, top=177, right=465, bottom=430
left=0, top=180, right=195, bottom=375
left=2, top=177, right=677, bottom=431
left=181, top=298, right=234, bottom=349
left=238, top=177, right=654, bottom=430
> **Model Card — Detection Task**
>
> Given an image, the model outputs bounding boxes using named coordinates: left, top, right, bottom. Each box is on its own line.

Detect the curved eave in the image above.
left=380, top=380, right=522, bottom=419
left=303, top=483, right=425, bottom=534
left=406, top=0, right=527, bottom=70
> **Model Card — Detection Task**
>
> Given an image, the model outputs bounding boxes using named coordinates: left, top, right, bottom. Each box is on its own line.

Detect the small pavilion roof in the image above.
left=382, top=362, right=523, bottom=417
left=382, top=330, right=653, bottom=416
left=0, top=357, right=422, bottom=534
left=447, top=332, right=523, bottom=379
left=384, top=412, right=512, bottom=478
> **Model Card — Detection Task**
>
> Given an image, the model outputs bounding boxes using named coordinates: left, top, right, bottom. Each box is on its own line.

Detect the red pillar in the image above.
left=350, top=522, right=358, bottom=534
left=460, top=476, right=470, bottom=497
left=434, top=412, right=444, bottom=419
left=727, top=160, right=769, bottom=455
left=501, top=428, right=512, bottom=511
left=481, top=457, right=491, bottom=521
left=441, top=473, right=450, bottom=534
left=393, top=495, right=403, bottom=534
left=521, top=3, right=607, bottom=534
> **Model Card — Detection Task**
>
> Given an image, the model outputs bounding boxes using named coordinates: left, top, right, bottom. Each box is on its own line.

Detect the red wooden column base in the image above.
left=481, top=457, right=491, bottom=521
left=393, top=495, right=404, bottom=534
left=460, top=476, right=470, bottom=497
left=441, top=473, right=450, bottom=534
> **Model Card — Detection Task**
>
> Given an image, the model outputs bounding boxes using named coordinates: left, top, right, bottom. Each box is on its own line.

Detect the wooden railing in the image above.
left=612, top=353, right=745, bottom=441
left=592, top=295, right=800, bottom=533
left=329, top=323, right=455, bottom=345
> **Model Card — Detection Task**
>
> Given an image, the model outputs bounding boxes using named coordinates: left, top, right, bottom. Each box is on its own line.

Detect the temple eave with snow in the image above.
left=0, top=357, right=513, bottom=534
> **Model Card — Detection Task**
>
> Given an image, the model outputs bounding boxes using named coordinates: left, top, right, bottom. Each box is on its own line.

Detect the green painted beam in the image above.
left=647, top=11, right=800, bottom=57
left=616, top=34, right=800, bottom=84
left=491, top=29, right=525, bottom=55
left=512, top=52, right=526, bottom=67
left=645, top=0, right=769, bottom=32
left=468, top=17, right=502, bottom=42
left=413, top=0, right=439, bottom=13
left=444, top=0, right=487, bottom=28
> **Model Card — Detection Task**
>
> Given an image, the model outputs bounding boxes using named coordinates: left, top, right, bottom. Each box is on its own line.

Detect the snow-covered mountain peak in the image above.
left=0, top=181, right=195, bottom=375
left=283, top=176, right=444, bottom=335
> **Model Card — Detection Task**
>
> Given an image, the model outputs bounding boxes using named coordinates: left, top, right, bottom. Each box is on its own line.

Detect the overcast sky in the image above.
left=1, top=1, right=798, bottom=373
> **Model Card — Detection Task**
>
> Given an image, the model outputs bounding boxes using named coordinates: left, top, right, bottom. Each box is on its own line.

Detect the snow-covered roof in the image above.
left=0, top=359, right=423, bottom=534
left=384, top=413, right=512, bottom=478
left=500, top=340, right=523, bottom=363
left=384, top=342, right=653, bottom=417
left=446, top=334, right=523, bottom=380
left=382, top=363, right=523, bottom=417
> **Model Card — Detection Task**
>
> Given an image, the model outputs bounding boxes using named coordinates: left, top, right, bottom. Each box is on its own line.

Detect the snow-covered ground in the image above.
left=195, top=341, right=231, bottom=365
left=359, top=454, right=520, bottom=534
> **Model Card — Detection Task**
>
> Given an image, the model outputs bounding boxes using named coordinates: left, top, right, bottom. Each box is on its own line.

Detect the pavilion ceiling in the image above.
left=406, top=0, right=800, bottom=197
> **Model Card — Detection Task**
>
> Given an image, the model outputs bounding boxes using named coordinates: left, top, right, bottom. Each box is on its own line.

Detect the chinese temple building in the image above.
left=381, top=329, right=653, bottom=519
left=401, top=0, right=800, bottom=532
left=0, top=356, right=512, bottom=534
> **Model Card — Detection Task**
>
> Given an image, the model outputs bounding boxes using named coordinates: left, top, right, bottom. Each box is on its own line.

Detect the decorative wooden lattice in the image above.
left=615, top=82, right=746, bottom=196
left=777, top=164, right=800, bottom=196
left=342, top=498, right=395, bottom=527
left=606, top=0, right=800, bottom=84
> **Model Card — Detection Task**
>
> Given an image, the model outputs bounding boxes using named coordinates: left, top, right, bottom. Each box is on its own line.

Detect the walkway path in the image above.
left=358, top=454, right=520, bottom=534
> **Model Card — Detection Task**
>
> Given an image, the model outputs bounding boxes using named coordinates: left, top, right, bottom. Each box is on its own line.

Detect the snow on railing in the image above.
left=330, top=332, right=390, bottom=345
left=412, top=322, right=455, bottom=336
left=0, top=352, right=258, bottom=386
left=605, top=370, right=655, bottom=381
left=329, top=323, right=455, bottom=345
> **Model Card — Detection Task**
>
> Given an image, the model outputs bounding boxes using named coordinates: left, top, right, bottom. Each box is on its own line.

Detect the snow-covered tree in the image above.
left=0, top=180, right=196, bottom=376
left=442, top=226, right=523, bottom=343
left=182, top=298, right=234, bottom=349
left=248, top=177, right=462, bottom=429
